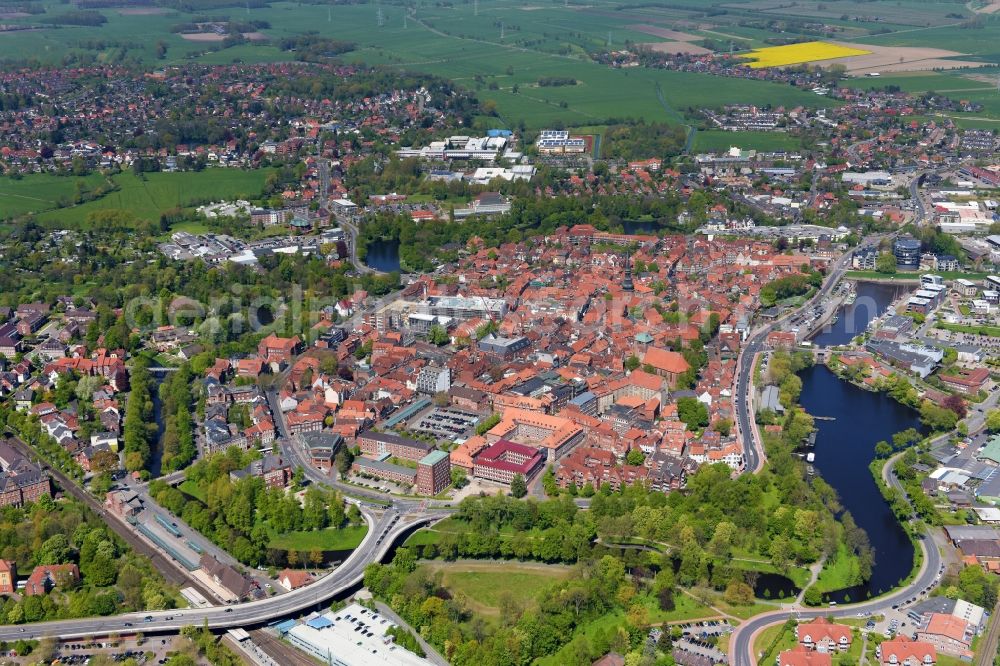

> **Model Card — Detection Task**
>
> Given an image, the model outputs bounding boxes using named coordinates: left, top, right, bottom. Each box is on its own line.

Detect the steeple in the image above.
left=622, top=251, right=634, bottom=292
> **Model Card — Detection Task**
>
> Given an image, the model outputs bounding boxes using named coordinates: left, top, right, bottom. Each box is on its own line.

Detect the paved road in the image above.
left=0, top=505, right=446, bottom=642
left=729, top=455, right=944, bottom=666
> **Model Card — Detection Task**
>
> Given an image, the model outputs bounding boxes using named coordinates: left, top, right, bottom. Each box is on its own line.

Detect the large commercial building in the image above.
left=536, top=130, right=586, bottom=154
left=894, top=237, right=922, bottom=270
left=416, top=295, right=508, bottom=321
left=284, top=603, right=435, bottom=666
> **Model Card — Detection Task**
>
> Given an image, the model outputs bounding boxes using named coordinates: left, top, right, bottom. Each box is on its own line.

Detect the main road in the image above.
left=0, top=503, right=448, bottom=642
left=729, top=454, right=944, bottom=665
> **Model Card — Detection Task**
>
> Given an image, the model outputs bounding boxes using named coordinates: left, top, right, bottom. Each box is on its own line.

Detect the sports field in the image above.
left=741, top=41, right=871, bottom=68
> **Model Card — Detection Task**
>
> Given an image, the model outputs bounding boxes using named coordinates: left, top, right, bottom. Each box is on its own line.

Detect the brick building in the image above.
left=472, top=440, right=544, bottom=486
left=357, top=431, right=434, bottom=462
left=417, top=450, right=451, bottom=495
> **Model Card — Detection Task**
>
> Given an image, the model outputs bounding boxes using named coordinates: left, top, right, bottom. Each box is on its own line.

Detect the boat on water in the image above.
left=845, top=291, right=857, bottom=305
left=806, top=465, right=815, bottom=476
left=806, top=452, right=815, bottom=463
left=830, top=315, right=839, bottom=324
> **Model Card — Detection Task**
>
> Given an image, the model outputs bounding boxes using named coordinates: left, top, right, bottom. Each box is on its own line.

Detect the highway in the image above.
left=729, top=455, right=944, bottom=666
left=0, top=504, right=447, bottom=642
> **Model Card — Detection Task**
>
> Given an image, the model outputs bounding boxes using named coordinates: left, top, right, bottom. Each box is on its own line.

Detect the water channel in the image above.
left=798, top=364, right=923, bottom=602
left=810, top=281, right=911, bottom=347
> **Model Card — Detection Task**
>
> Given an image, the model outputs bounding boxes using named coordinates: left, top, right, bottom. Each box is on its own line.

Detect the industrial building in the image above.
left=283, top=603, right=435, bottom=666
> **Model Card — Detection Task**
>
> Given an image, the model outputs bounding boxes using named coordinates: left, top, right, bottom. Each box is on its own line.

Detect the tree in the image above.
left=428, top=324, right=450, bottom=346
left=624, top=354, right=641, bottom=372
left=677, top=397, right=709, bottom=429
left=874, top=440, right=892, bottom=458
left=986, top=409, right=1000, bottom=434
left=723, top=580, right=755, bottom=606
left=450, top=467, right=468, bottom=489
left=712, top=418, right=733, bottom=437
left=625, top=448, right=645, bottom=466
left=876, top=252, right=897, bottom=274
left=920, top=400, right=959, bottom=432
left=510, top=474, right=527, bottom=498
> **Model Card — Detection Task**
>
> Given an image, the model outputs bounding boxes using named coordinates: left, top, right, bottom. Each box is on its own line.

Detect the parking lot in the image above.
left=410, top=407, right=481, bottom=439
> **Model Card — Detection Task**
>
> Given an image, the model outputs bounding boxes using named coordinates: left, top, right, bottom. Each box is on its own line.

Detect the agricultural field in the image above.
left=34, top=169, right=274, bottom=227
left=1, top=0, right=998, bottom=126
left=741, top=41, right=871, bottom=68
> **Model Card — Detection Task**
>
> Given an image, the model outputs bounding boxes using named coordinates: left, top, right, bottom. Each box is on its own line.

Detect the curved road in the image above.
left=730, top=455, right=944, bottom=665
left=0, top=505, right=447, bottom=642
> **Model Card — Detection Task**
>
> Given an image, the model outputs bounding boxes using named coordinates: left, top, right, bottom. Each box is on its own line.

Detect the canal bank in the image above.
left=810, top=280, right=911, bottom=347
left=798, top=364, right=924, bottom=603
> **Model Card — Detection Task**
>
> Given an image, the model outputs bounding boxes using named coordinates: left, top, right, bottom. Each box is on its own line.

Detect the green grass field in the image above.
left=420, top=561, right=572, bottom=615
left=177, top=479, right=206, bottom=504
left=813, top=542, right=862, bottom=595
left=0, top=0, right=837, bottom=129
left=936, top=322, right=1000, bottom=338
left=34, top=169, right=273, bottom=226
left=0, top=173, right=109, bottom=219
left=269, top=525, right=369, bottom=552
left=693, top=130, right=803, bottom=153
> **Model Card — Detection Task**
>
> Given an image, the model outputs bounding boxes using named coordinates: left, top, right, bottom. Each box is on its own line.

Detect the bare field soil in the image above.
left=971, top=1, right=1000, bottom=13
left=641, top=41, right=712, bottom=55
left=627, top=25, right=703, bottom=41
left=829, top=42, right=980, bottom=74
left=180, top=31, right=267, bottom=42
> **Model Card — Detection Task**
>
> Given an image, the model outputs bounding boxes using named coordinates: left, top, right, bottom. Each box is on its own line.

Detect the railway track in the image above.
left=8, top=436, right=216, bottom=599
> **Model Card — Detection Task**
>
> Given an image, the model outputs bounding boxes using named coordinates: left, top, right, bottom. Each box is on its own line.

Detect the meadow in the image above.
left=418, top=561, right=573, bottom=616
left=32, top=169, right=274, bottom=227
left=0, top=172, right=109, bottom=219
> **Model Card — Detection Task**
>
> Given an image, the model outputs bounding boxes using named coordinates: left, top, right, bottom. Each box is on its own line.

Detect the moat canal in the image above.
left=798, top=364, right=923, bottom=602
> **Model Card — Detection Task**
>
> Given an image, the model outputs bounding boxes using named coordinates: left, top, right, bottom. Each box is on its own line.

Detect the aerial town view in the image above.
left=2, top=0, right=1000, bottom=665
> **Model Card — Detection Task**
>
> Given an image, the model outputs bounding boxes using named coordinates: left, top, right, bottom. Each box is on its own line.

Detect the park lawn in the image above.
left=36, top=169, right=274, bottom=227
left=641, top=591, right=716, bottom=624
left=177, top=479, right=206, bottom=504
left=693, top=130, right=802, bottom=153
left=0, top=173, right=109, bottom=219
left=813, top=542, right=861, bottom=595
left=846, top=270, right=992, bottom=282
left=753, top=622, right=797, bottom=663
left=419, top=561, right=572, bottom=615
left=715, top=599, right=782, bottom=620
left=937, top=322, right=1000, bottom=338
left=269, top=525, right=369, bottom=552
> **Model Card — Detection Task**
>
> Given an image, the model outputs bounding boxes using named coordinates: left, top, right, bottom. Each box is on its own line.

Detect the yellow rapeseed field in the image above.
left=740, top=41, right=871, bottom=68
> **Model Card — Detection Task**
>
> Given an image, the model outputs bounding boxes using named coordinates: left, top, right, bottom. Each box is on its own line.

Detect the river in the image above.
left=811, top=281, right=910, bottom=347
left=798, top=364, right=923, bottom=602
